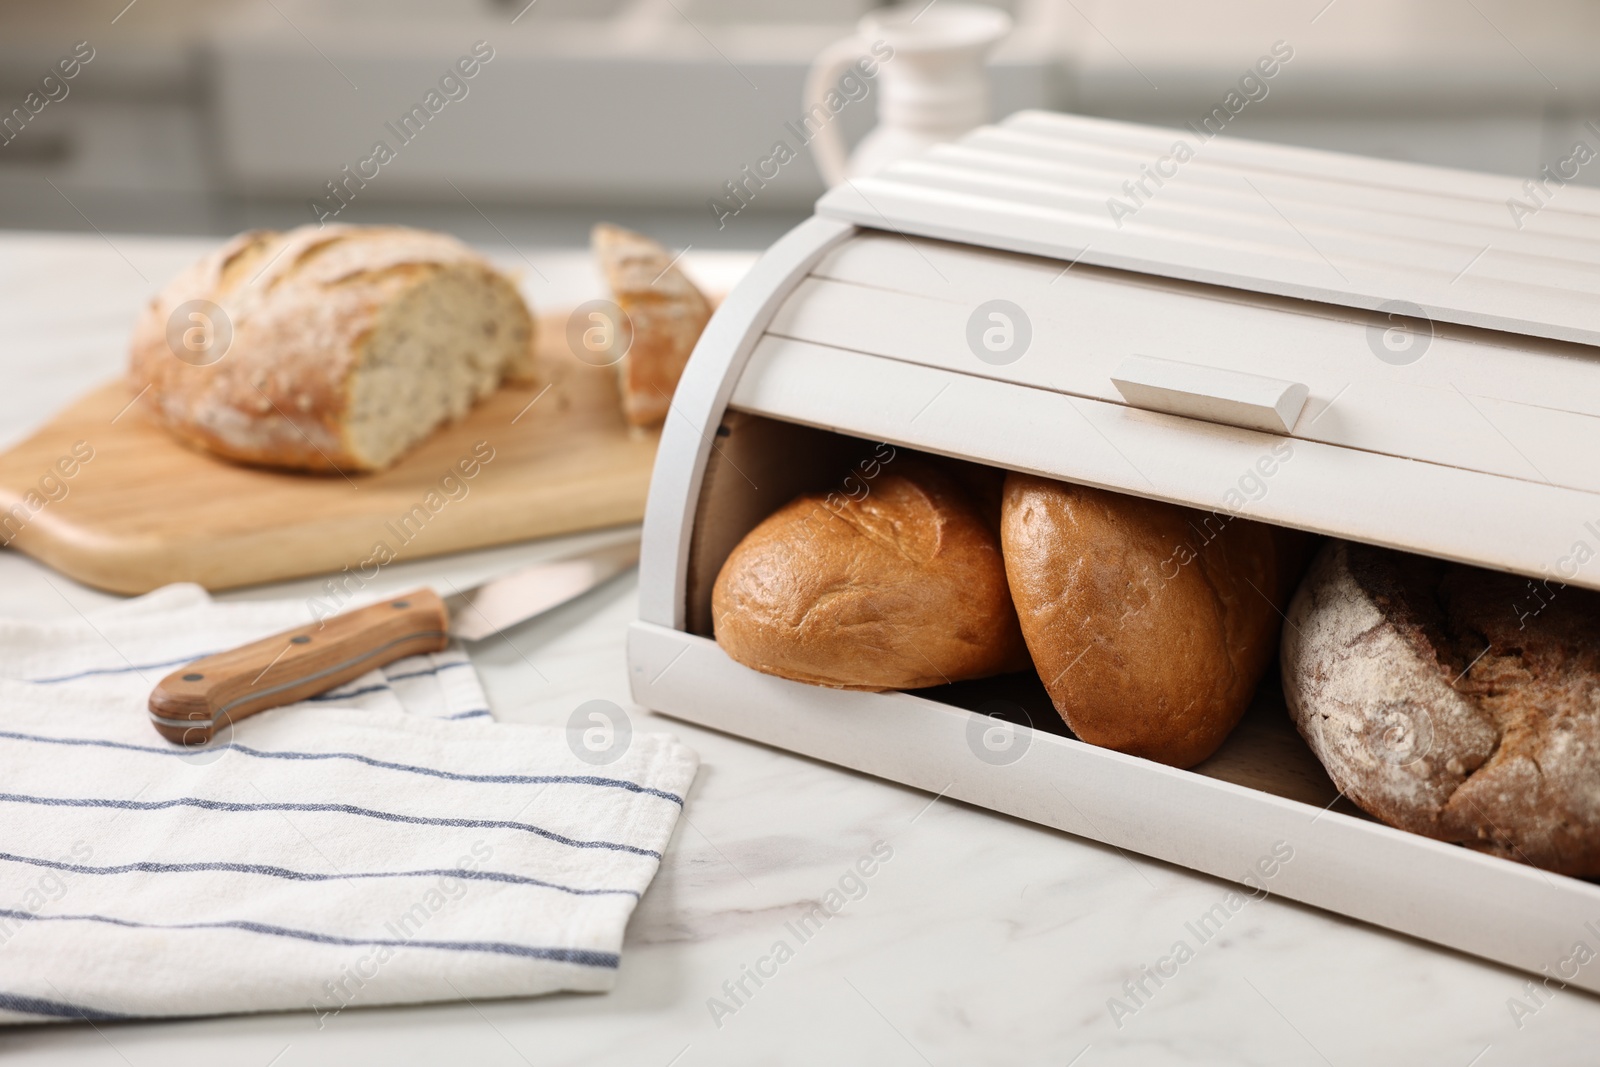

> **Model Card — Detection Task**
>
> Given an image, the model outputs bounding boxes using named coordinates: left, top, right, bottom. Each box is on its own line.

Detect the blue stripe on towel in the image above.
left=0, top=793, right=662, bottom=859
left=0, top=850, right=640, bottom=898
left=0, top=730, right=683, bottom=805
left=0, top=990, right=137, bottom=1021
left=385, top=661, right=474, bottom=683
left=24, top=653, right=220, bottom=685
left=307, top=660, right=475, bottom=702
left=26, top=652, right=470, bottom=688
left=0, top=908, right=620, bottom=968
left=442, top=709, right=492, bottom=721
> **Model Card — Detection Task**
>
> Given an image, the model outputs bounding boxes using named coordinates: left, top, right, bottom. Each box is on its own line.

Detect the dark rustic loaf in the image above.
left=711, top=459, right=1030, bottom=690
left=1282, top=539, right=1600, bottom=876
left=1001, top=473, right=1310, bottom=768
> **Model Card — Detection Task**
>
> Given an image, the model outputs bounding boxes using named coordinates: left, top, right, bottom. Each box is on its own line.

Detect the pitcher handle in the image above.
left=802, top=35, right=866, bottom=188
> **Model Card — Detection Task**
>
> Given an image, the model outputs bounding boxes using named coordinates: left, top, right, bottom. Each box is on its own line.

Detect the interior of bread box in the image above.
left=685, top=411, right=1351, bottom=804
left=679, top=404, right=1600, bottom=869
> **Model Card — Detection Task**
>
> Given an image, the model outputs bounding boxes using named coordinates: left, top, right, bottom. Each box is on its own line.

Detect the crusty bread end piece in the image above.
left=591, top=223, right=712, bottom=428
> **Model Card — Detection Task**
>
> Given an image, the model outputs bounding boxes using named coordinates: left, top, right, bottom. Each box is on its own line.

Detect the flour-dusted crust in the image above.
left=1283, top=540, right=1600, bottom=876
left=711, top=459, right=1029, bottom=691
left=592, top=224, right=712, bottom=429
left=128, top=225, right=534, bottom=473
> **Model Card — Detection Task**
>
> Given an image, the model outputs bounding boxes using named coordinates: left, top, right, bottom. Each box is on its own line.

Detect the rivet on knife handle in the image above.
left=147, top=589, right=451, bottom=746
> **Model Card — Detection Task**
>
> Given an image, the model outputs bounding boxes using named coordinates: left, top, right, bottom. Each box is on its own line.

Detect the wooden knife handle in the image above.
left=147, top=589, right=450, bottom=746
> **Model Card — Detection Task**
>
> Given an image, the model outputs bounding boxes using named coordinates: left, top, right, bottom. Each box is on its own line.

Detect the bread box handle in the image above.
left=1110, top=355, right=1308, bottom=436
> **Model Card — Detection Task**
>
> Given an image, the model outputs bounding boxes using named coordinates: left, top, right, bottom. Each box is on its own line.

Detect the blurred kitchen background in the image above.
left=1, top=0, right=1596, bottom=250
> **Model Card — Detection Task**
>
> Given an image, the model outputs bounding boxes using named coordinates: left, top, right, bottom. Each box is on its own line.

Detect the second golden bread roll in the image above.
left=712, top=460, right=1029, bottom=690
left=1001, top=473, right=1308, bottom=768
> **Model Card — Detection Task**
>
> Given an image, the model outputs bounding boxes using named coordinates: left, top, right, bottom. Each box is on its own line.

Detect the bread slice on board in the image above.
left=128, top=224, right=533, bottom=473
left=592, top=223, right=712, bottom=428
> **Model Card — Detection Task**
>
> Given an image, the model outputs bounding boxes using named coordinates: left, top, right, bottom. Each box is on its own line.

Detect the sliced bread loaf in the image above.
left=129, top=224, right=533, bottom=473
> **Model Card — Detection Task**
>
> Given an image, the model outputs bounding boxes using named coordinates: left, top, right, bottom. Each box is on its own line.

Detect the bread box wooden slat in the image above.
left=729, top=335, right=1600, bottom=588
left=626, top=114, right=1600, bottom=993
left=821, top=110, right=1600, bottom=346
left=773, top=237, right=1600, bottom=494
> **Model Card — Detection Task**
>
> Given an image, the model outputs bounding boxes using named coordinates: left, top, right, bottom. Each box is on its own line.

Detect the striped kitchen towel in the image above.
left=1, top=584, right=493, bottom=723
left=0, top=584, right=698, bottom=1023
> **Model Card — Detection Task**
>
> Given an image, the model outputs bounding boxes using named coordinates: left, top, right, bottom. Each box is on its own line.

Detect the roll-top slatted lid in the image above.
left=816, top=110, right=1600, bottom=347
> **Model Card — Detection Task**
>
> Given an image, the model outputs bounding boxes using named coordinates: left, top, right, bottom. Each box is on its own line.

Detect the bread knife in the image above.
left=146, top=536, right=640, bottom=746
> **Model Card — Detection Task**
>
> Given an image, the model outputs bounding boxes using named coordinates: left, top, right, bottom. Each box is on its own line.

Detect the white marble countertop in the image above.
left=1, top=230, right=1597, bottom=1066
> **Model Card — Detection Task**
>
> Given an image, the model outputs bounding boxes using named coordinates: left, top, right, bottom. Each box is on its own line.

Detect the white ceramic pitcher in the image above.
left=803, top=2, right=1012, bottom=187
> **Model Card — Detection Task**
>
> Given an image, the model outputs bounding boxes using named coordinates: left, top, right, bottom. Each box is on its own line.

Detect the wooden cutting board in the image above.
left=0, top=318, right=658, bottom=593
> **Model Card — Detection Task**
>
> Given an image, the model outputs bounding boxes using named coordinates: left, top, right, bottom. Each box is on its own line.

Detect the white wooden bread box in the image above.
left=627, top=110, right=1600, bottom=991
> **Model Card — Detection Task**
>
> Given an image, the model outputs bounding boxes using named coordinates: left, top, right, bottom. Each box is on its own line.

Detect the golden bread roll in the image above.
left=712, top=460, right=1029, bottom=690
left=1001, top=472, right=1308, bottom=767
